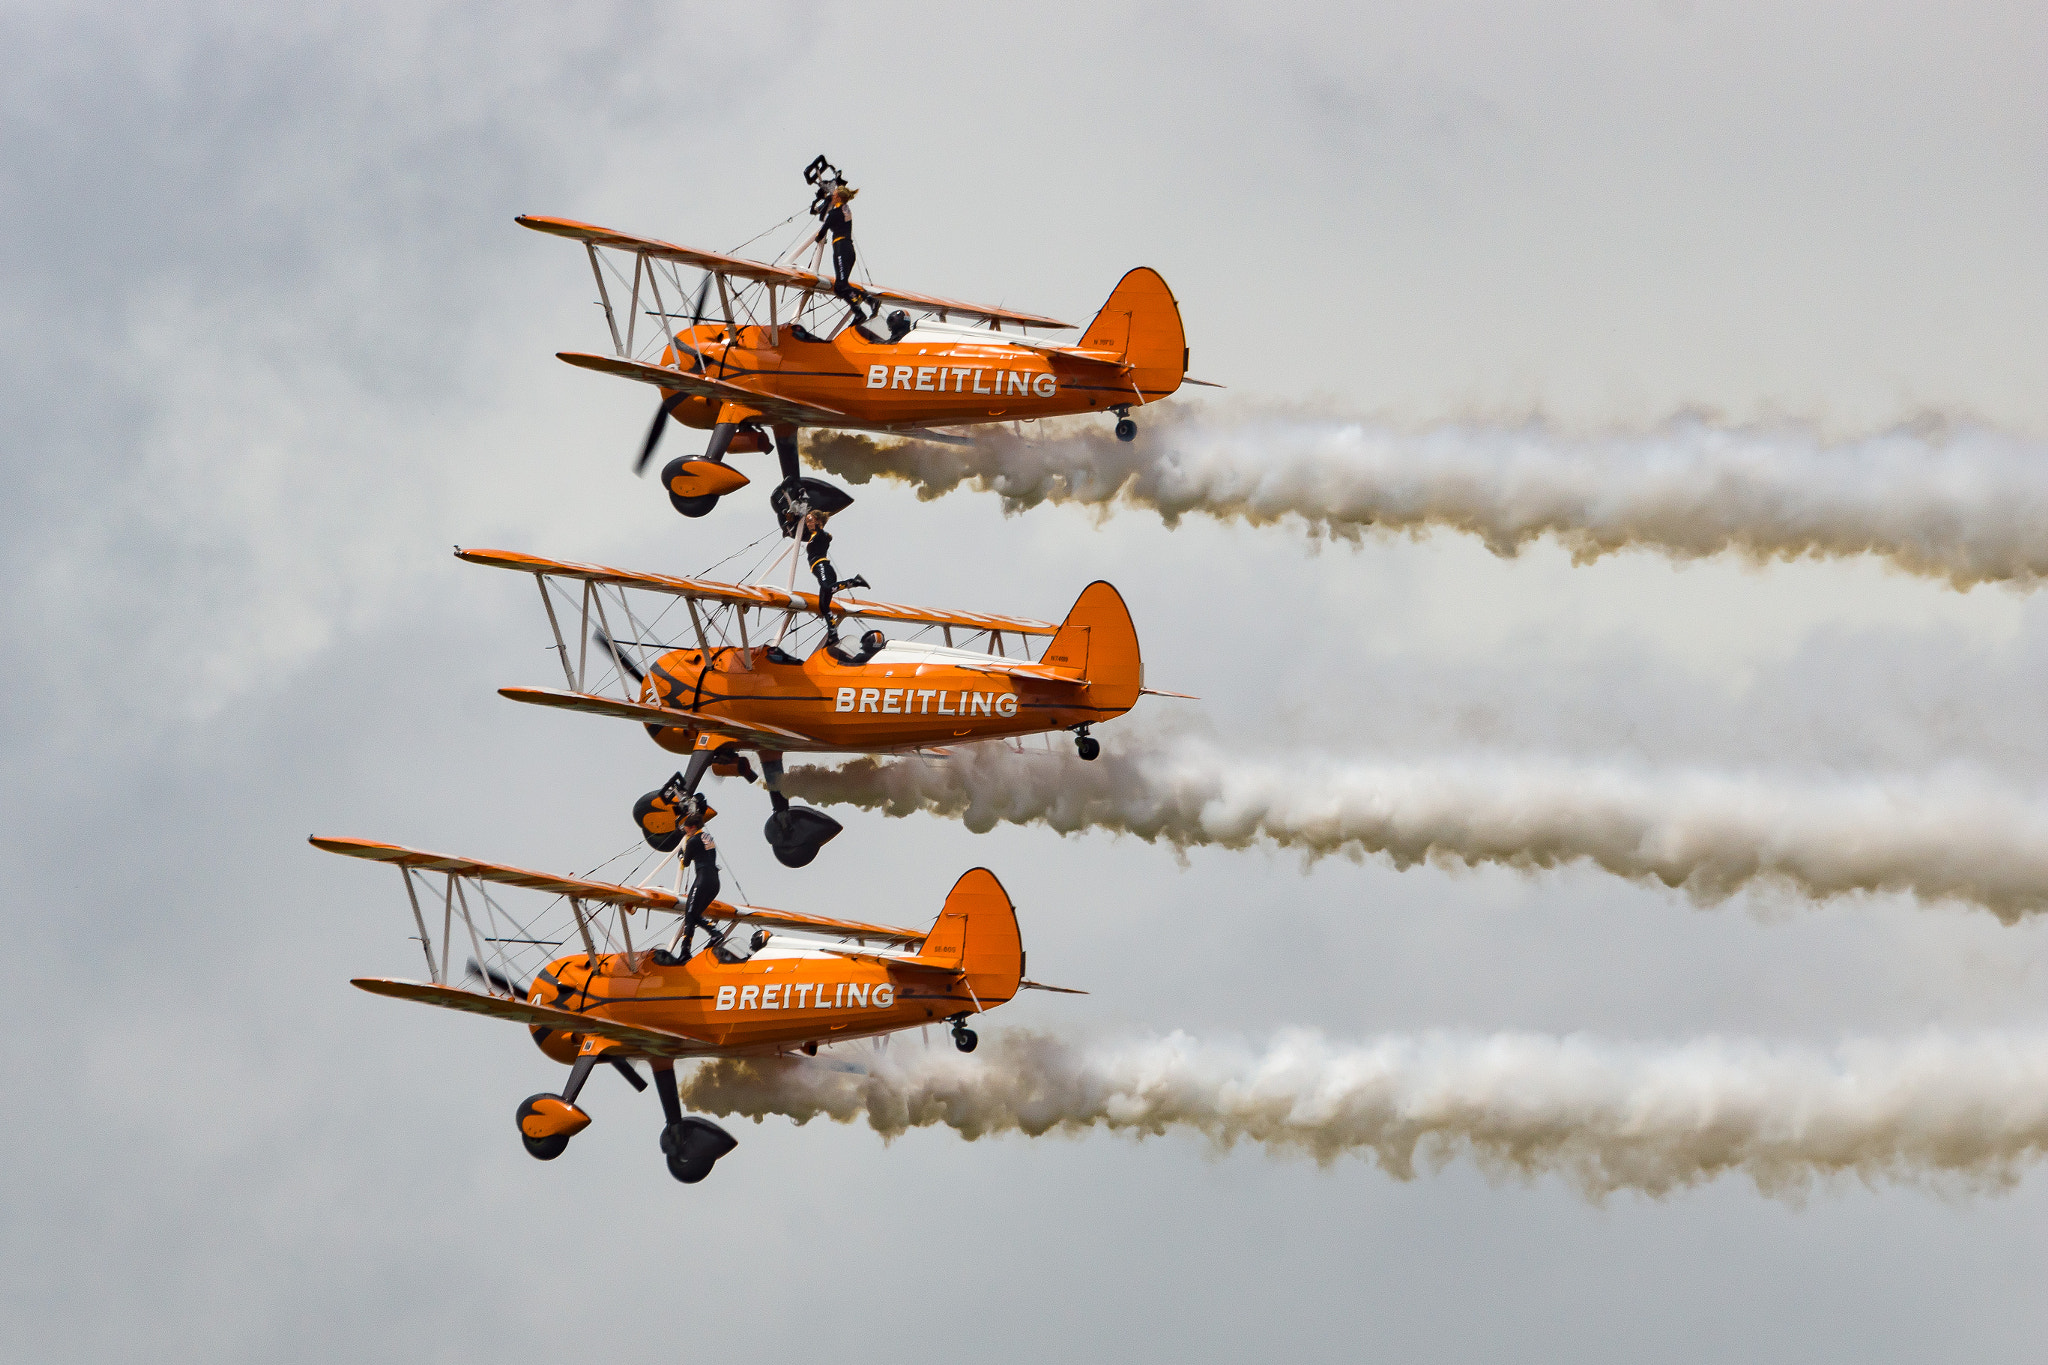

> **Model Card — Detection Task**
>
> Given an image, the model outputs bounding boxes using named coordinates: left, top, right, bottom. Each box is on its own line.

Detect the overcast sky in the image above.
left=6, top=3, right=2048, bottom=1361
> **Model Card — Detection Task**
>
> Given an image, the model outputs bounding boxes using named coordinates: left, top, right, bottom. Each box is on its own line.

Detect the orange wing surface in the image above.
left=554, top=352, right=846, bottom=426
left=495, top=687, right=818, bottom=744
left=313, top=837, right=680, bottom=911
left=352, top=978, right=714, bottom=1057
left=457, top=547, right=1058, bottom=637
left=517, top=215, right=1073, bottom=331
left=313, top=837, right=929, bottom=945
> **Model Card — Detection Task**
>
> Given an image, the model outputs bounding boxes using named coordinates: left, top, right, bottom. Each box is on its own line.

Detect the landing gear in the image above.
left=1112, top=405, right=1137, bottom=443
left=517, top=1053, right=738, bottom=1183
left=653, top=1060, right=737, bottom=1184
left=1072, top=725, right=1100, bottom=761
left=516, top=1053, right=597, bottom=1161
left=949, top=1013, right=979, bottom=1053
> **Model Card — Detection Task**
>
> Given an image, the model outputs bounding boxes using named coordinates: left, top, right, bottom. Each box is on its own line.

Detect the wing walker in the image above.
left=326, top=157, right=1197, bottom=1185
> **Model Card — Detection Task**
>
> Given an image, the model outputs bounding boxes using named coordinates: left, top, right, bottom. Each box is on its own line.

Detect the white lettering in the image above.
left=949, top=367, right=970, bottom=392
left=835, top=687, right=856, bottom=712
left=891, top=366, right=913, bottom=389
left=763, top=984, right=780, bottom=1008
left=716, top=985, right=736, bottom=1010
left=996, top=693, right=1019, bottom=717
left=795, top=984, right=812, bottom=1008
left=882, top=688, right=903, bottom=713
left=1033, top=373, right=1056, bottom=397
left=739, top=985, right=760, bottom=1009
left=858, top=688, right=880, bottom=713
left=972, top=369, right=990, bottom=394
left=834, top=983, right=845, bottom=1007
left=970, top=692, right=993, bottom=716
left=865, top=364, right=888, bottom=388
left=875, top=984, right=896, bottom=1007
left=1006, top=371, right=1028, bottom=395
left=915, top=366, right=936, bottom=391
left=847, top=983, right=869, bottom=1007
left=915, top=688, right=936, bottom=713
left=937, top=691, right=956, bottom=715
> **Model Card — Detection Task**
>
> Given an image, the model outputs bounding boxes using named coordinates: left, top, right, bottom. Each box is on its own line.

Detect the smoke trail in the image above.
left=805, top=413, right=2048, bottom=588
left=780, top=735, right=2048, bottom=920
left=680, top=1027, right=2048, bottom=1199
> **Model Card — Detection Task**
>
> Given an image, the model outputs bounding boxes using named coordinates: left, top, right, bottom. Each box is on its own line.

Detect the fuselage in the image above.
left=658, top=320, right=1173, bottom=433
left=639, top=637, right=1127, bottom=755
left=527, top=932, right=1007, bottom=1063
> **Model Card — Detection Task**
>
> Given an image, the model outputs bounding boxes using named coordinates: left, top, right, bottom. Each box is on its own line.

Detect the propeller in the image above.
left=465, top=957, right=529, bottom=998
left=591, top=626, right=645, bottom=686
left=635, top=274, right=717, bottom=476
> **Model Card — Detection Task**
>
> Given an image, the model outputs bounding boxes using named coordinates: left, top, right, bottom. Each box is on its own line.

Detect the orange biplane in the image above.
left=464, top=545, right=1192, bottom=866
left=315, top=835, right=1080, bottom=1184
left=518, top=210, right=1215, bottom=521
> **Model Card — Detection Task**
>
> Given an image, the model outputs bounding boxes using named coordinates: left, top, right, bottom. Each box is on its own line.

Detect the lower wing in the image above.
left=351, top=978, right=714, bottom=1058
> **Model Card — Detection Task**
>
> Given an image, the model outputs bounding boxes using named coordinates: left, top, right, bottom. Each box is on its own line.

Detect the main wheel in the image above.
left=953, top=1027, right=979, bottom=1053
left=661, top=1116, right=739, bottom=1184
left=1076, top=736, right=1101, bottom=761
left=1114, top=418, right=1137, bottom=442
left=523, top=1131, right=570, bottom=1161
left=516, top=1094, right=573, bottom=1161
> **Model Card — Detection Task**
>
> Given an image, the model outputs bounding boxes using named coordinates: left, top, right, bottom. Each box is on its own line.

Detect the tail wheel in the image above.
left=953, top=1027, right=979, bottom=1053
left=1076, top=736, right=1101, bottom=761
left=1114, top=418, right=1137, bottom=442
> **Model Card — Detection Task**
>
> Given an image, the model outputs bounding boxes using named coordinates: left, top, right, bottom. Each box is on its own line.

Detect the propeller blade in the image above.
left=635, top=391, right=689, bottom=476
left=464, top=957, right=530, bottom=998
left=591, top=626, right=646, bottom=685
left=691, top=273, right=713, bottom=325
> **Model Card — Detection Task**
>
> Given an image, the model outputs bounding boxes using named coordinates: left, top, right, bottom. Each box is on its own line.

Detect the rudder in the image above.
left=918, top=868, right=1023, bottom=1007
left=1078, top=268, right=1186, bottom=403
left=1042, top=581, right=1142, bottom=716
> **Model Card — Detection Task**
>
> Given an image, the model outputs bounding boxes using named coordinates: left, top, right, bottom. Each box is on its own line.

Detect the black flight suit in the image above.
left=679, top=826, right=719, bottom=957
left=814, top=201, right=865, bottom=315
left=803, top=523, right=839, bottom=639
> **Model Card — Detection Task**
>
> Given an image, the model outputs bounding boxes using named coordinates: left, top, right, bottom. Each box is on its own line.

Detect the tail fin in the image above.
left=1078, top=268, right=1187, bottom=402
left=1040, top=581, right=1142, bottom=715
left=916, top=868, right=1023, bottom=1006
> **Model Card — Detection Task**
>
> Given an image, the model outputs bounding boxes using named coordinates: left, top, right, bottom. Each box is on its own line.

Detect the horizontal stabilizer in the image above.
left=1020, top=979, right=1089, bottom=995
left=722, top=906, right=927, bottom=947
left=815, top=945, right=961, bottom=975
left=1141, top=687, right=1200, bottom=700
left=498, top=686, right=816, bottom=744
left=352, top=978, right=713, bottom=1057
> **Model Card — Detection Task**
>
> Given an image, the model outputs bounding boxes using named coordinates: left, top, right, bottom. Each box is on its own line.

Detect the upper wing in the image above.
left=555, top=352, right=845, bottom=426
left=518, top=215, right=1073, bottom=331
left=496, top=687, right=818, bottom=745
left=457, top=547, right=1058, bottom=638
left=352, top=978, right=714, bottom=1057
left=312, top=837, right=679, bottom=912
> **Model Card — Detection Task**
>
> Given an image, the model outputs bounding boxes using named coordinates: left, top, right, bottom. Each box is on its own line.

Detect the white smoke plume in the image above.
left=678, top=1027, right=2048, bottom=1200
left=805, top=413, right=2048, bottom=588
left=780, top=735, right=2048, bottom=921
